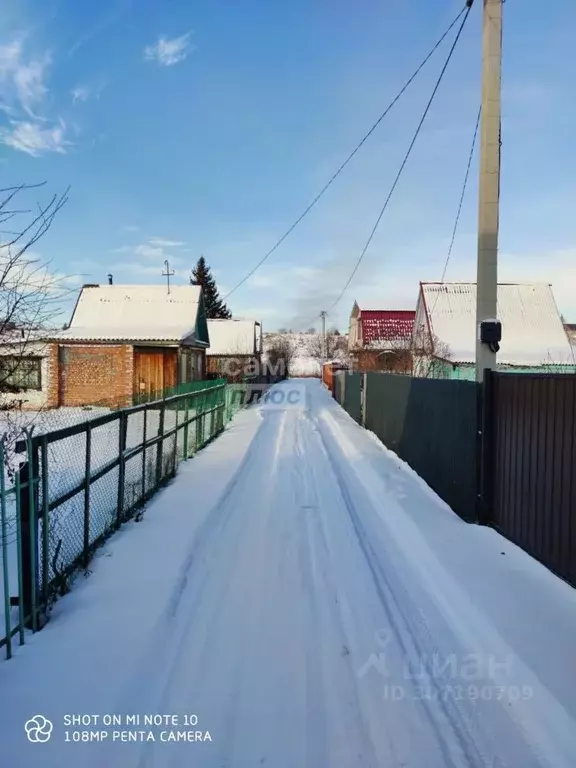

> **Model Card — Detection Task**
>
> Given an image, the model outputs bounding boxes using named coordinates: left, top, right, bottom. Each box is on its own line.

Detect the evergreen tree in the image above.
left=190, top=256, right=232, bottom=319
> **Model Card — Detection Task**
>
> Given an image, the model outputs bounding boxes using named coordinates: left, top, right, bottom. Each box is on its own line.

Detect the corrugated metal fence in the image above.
left=361, top=373, right=479, bottom=522
left=332, top=369, right=576, bottom=587
left=333, top=371, right=362, bottom=424
left=482, top=371, right=576, bottom=586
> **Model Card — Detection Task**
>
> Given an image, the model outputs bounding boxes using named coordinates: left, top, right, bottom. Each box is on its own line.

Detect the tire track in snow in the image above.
left=293, top=411, right=382, bottom=767
left=312, top=410, right=492, bottom=768
left=98, top=411, right=287, bottom=768
left=317, top=396, right=576, bottom=768
left=141, top=409, right=289, bottom=768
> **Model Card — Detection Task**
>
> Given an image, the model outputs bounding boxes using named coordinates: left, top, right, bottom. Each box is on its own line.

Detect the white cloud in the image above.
left=134, top=243, right=164, bottom=260
left=149, top=237, right=184, bottom=247
left=114, top=238, right=187, bottom=262
left=70, top=80, right=106, bottom=105
left=0, top=119, right=70, bottom=156
left=0, top=39, right=50, bottom=117
left=71, top=85, right=90, bottom=104
left=143, top=33, right=193, bottom=67
left=0, top=38, right=71, bottom=156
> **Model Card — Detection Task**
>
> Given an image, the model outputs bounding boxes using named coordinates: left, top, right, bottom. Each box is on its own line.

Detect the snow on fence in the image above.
left=0, top=377, right=274, bottom=659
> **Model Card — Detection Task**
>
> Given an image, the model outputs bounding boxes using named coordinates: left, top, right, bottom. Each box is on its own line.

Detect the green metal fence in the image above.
left=362, top=373, right=479, bottom=523
left=0, top=377, right=266, bottom=659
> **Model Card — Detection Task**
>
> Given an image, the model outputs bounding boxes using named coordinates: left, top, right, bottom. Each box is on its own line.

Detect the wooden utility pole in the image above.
left=320, top=310, right=327, bottom=362
left=475, top=0, right=503, bottom=382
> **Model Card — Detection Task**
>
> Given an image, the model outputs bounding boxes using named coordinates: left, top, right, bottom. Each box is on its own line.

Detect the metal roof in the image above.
left=60, top=284, right=203, bottom=344
left=421, top=282, right=575, bottom=366
left=206, top=319, right=259, bottom=356
left=359, top=310, right=415, bottom=346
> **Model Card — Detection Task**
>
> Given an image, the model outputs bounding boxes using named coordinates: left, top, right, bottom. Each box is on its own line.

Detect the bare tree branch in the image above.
left=0, top=181, right=70, bottom=423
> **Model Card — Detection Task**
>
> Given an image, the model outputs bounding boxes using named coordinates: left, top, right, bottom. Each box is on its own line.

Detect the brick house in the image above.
left=53, top=284, right=210, bottom=407
left=205, top=319, right=262, bottom=382
left=348, top=302, right=416, bottom=372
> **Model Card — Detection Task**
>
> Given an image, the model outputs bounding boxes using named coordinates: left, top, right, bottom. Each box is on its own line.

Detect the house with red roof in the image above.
left=348, top=302, right=416, bottom=372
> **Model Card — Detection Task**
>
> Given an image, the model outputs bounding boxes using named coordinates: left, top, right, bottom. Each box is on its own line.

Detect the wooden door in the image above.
left=134, top=347, right=177, bottom=399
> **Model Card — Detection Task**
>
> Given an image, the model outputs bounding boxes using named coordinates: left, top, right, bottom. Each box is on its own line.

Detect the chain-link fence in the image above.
left=0, top=376, right=274, bottom=659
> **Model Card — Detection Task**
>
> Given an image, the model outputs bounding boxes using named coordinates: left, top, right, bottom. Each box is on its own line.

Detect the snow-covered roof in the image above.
left=206, top=319, right=259, bottom=356
left=0, top=328, right=52, bottom=345
left=421, top=282, right=575, bottom=366
left=59, top=284, right=203, bottom=344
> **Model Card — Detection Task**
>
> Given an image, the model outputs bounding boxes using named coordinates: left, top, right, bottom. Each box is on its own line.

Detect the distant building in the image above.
left=413, top=282, right=576, bottom=379
left=206, top=319, right=262, bottom=381
left=348, top=302, right=415, bottom=372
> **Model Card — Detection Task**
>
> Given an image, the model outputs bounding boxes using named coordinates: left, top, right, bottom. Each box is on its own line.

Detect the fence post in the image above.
left=172, top=400, right=179, bottom=474
left=14, top=471, right=25, bottom=644
left=156, top=401, right=166, bottom=485
left=83, top=425, right=92, bottom=567
left=195, top=391, right=202, bottom=451
left=183, top=396, right=190, bottom=458
left=142, top=406, right=147, bottom=499
left=478, top=368, right=495, bottom=525
left=117, top=411, right=128, bottom=527
left=17, top=436, right=40, bottom=632
left=361, top=373, right=367, bottom=427
left=41, top=437, right=49, bottom=612
left=0, top=443, right=12, bottom=658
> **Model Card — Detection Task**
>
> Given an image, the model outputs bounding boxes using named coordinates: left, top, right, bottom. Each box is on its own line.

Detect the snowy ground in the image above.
left=0, top=406, right=194, bottom=640
left=1, top=379, right=575, bottom=767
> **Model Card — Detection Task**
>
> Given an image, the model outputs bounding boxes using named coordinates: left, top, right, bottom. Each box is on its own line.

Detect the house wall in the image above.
left=445, top=362, right=576, bottom=381
left=0, top=341, right=59, bottom=411
left=179, top=347, right=206, bottom=383
left=348, top=316, right=361, bottom=348
left=351, top=348, right=412, bottom=374
left=58, top=344, right=134, bottom=408
left=206, top=354, right=261, bottom=382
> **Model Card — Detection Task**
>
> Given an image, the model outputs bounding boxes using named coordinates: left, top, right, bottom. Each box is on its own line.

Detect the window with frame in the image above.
left=0, top=356, right=42, bottom=391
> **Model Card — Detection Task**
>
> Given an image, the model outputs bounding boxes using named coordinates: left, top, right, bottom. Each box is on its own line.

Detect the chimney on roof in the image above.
left=107, top=274, right=113, bottom=285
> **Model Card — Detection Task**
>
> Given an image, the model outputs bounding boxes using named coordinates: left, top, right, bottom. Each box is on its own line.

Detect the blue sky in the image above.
left=1, top=0, right=575, bottom=332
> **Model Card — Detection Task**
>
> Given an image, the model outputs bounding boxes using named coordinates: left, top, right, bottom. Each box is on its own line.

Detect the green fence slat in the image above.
left=84, top=426, right=92, bottom=566
left=26, top=436, right=38, bottom=633
left=41, top=437, right=49, bottom=610
left=14, top=472, right=24, bottom=646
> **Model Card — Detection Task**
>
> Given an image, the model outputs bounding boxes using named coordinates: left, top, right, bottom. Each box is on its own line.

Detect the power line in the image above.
left=327, top=3, right=474, bottom=314
left=437, top=106, right=481, bottom=289
left=223, top=5, right=471, bottom=302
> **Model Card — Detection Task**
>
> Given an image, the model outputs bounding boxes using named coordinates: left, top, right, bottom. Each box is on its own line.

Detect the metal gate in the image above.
left=483, top=371, right=576, bottom=586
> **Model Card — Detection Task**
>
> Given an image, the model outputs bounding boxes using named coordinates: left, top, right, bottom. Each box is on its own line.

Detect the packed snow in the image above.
left=1, top=379, right=575, bottom=767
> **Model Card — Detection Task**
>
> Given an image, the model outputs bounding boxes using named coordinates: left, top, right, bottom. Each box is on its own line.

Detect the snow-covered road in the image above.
left=1, top=379, right=576, bottom=767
